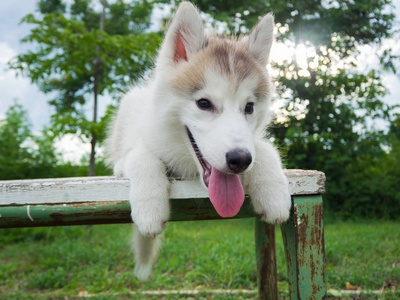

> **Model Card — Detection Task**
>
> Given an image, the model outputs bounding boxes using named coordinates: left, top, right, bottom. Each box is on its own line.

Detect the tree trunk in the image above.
left=89, top=135, right=97, bottom=176
left=89, top=88, right=98, bottom=176
left=89, top=0, right=106, bottom=176
left=90, top=60, right=99, bottom=176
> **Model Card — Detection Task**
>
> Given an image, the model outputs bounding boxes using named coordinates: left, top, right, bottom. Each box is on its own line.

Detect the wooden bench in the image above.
left=0, top=169, right=326, bottom=299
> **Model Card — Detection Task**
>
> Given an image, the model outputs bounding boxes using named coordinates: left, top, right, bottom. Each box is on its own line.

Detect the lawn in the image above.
left=0, top=219, right=399, bottom=299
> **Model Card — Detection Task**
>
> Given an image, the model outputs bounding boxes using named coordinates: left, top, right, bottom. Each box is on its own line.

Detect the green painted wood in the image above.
left=0, top=201, right=131, bottom=228
left=0, top=197, right=256, bottom=228
left=255, top=218, right=278, bottom=300
left=170, top=196, right=255, bottom=221
left=281, top=195, right=326, bottom=299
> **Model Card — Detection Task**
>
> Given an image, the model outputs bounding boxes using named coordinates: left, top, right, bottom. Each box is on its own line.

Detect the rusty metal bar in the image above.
left=255, top=218, right=278, bottom=300
left=281, top=195, right=326, bottom=299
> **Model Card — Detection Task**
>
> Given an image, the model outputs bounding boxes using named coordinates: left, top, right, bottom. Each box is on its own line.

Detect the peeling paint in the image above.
left=255, top=220, right=278, bottom=299
left=281, top=195, right=326, bottom=299
left=27, top=205, right=34, bottom=221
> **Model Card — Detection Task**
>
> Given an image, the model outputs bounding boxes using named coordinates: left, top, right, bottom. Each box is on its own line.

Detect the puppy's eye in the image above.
left=196, top=98, right=213, bottom=110
left=245, top=102, right=254, bottom=114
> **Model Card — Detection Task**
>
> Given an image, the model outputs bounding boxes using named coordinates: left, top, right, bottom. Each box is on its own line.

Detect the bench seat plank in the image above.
left=0, top=170, right=325, bottom=206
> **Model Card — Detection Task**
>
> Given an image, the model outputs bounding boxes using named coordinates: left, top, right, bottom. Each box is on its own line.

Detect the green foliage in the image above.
left=324, top=132, right=400, bottom=219
left=13, top=11, right=159, bottom=112
left=11, top=0, right=159, bottom=111
left=0, top=103, right=31, bottom=177
left=0, top=103, right=56, bottom=180
left=0, top=103, right=111, bottom=180
left=179, top=0, right=395, bottom=43
left=38, top=0, right=66, bottom=14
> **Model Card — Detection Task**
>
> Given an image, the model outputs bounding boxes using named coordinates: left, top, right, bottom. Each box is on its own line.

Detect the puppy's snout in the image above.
left=226, top=149, right=252, bottom=173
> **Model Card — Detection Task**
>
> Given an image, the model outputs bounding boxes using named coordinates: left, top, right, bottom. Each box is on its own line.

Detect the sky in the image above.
left=0, top=1, right=55, bottom=130
left=1, top=1, right=400, bottom=161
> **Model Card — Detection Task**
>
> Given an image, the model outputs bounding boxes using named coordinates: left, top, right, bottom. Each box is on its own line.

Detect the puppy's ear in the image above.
left=161, top=2, right=205, bottom=63
left=247, top=14, right=274, bottom=66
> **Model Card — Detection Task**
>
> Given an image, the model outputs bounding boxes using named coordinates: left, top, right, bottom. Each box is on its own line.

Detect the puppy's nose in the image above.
left=226, top=149, right=252, bottom=173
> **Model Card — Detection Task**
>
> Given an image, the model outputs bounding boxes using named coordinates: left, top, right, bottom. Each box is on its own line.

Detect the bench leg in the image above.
left=255, top=218, right=278, bottom=300
left=281, top=195, right=326, bottom=299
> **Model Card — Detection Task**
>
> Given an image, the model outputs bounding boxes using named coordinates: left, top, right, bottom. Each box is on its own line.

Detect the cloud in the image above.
left=0, top=42, right=15, bottom=64
left=0, top=42, right=53, bottom=130
left=383, top=73, right=400, bottom=107
left=54, top=134, right=91, bottom=163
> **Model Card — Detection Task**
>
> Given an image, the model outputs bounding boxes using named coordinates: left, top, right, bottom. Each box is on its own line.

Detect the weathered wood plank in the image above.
left=0, top=170, right=325, bottom=206
left=284, top=169, right=325, bottom=196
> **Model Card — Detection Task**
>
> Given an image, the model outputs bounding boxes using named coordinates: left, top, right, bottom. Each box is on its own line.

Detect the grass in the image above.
left=0, top=219, right=399, bottom=299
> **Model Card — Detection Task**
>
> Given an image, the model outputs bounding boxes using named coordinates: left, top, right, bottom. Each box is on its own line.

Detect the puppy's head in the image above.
left=156, top=2, right=275, bottom=217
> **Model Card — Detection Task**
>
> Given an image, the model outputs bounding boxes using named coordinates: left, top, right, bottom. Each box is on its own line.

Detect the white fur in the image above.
left=132, top=225, right=163, bottom=281
left=247, top=14, right=275, bottom=65
left=106, top=2, right=291, bottom=281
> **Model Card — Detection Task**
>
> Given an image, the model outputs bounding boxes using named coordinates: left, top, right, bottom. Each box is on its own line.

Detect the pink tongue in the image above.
left=208, top=167, right=245, bottom=218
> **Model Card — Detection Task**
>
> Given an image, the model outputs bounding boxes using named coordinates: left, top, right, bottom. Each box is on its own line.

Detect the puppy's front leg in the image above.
left=244, top=140, right=291, bottom=224
left=123, top=141, right=170, bottom=237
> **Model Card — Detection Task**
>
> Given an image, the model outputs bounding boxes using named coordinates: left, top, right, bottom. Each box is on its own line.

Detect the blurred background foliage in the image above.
left=2, top=0, right=400, bottom=220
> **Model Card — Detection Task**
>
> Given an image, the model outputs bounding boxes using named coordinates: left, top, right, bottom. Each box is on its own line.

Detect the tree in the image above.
left=0, top=102, right=112, bottom=180
left=9, top=0, right=161, bottom=175
left=0, top=103, right=58, bottom=180
left=264, top=0, right=398, bottom=218
left=0, top=103, right=32, bottom=179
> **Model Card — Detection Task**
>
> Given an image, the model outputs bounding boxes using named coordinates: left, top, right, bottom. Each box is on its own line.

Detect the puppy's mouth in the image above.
left=186, top=127, right=245, bottom=218
left=186, top=128, right=212, bottom=187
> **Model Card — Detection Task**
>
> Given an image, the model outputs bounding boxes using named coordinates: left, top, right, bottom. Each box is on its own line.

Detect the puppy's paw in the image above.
left=133, top=218, right=167, bottom=238
left=131, top=209, right=169, bottom=237
left=251, top=184, right=292, bottom=225
left=129, top=189, right=170, bottom=237
left=260, top=209, right=290, bottom=225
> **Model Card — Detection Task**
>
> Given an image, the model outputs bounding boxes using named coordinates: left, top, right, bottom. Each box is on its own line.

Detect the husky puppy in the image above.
left=106, top=2, right=291, bottom=280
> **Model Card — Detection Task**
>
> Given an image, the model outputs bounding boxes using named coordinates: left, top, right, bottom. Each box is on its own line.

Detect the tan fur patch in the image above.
left=171, top=36, right=269, bottom=99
